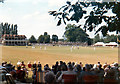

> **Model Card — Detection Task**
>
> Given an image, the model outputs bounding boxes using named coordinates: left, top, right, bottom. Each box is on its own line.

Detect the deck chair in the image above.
left=62, top=74, right=77, bottom=84
left=37, top=71, right=45, bottom=83
left=104, top=78, right=118, bottom=84
left=83, top=75, right=98, bottom=84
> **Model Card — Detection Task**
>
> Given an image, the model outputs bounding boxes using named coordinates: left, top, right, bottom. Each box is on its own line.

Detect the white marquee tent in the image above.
left=105, top=42, right=118, bottom=47
left=94, top=42, right=118, bottom=47
left=94, top=42, right=105, bottom=46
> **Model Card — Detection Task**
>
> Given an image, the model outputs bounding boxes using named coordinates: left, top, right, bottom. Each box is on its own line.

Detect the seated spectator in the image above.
left=11, top=65, right=16, bottom=72
left=97, top=64, right=104, bottom=82
left=5, top=61, right=12, bottom=72
left=103, top=62, right=108, bottom=69
left=54, top=61, right=59, bottom=74
left=97, top=62, right=101, bottom=67
left=21, top=61, right=25, bottom=68
left=32, top=61, right=37, bottom=71
left=16, top=66, right=26, bottom=82
left=57, top=64, right=77, bottom=82
left=21, top=65, right=28, bottom=78
left=10, top=71, right=17, bottom=80
left=56, top=65, right=66, bottom=79
left=17, top=61, right=21, bottom=67
left=71, top=62, right=75, bottom=68
left=105, top=68, right=116, bottom=79
left=44, top=71, right=55, bottom=84
left=44, top=64, right=51, bottom=71
left=37, top=61, right=42, bottom=72
left=80, top=62, right=83, bottom=68
left=3, top=61, right=120, bottom=84
left=44, top=65, right=50, bottom=73
left=73, top=64, right=81, bottom=77
left=10, top=65, right=16, bottom=80
left=78, top=64, right=96, bottom=83
left=51, top=65, right=55, bottom=74
left=28, top=61, right=32, bottom=68
left=2, top=61, right=7, bottom=67
left=2, top=61, right=6, bottom=66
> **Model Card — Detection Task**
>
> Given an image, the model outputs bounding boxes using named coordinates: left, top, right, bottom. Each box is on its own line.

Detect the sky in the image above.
left=0, top=0, right=118, bottom=39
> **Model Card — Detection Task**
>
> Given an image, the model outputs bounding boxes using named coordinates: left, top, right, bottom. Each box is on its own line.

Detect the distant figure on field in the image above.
left=40, top=46, right=42, bottom=50
left=44, top=46, right=47, bottom=50
left=32, top=46, right=35, bottom=49
left=94, top=47, right=96, bottom=51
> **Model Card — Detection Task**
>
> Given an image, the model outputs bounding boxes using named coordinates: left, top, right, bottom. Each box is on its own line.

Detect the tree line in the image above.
left=94, top=34, right=120, bottom=44
left=29, top=32, right=58, bottom=44
left=0, top=22, right=18, bottom=37
left=28, top=24, right=91, bottom=44
left=0, top=22, right=119, bottom=45
left=29, top=24, right=119, bottom=45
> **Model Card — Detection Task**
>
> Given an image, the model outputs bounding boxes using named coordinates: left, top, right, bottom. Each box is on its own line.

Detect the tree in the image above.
left=11, top=24, right=14, bottom=34
left=52, top=34, right=58, bottom=42
left=93, top=34, right=118, bottom=43
left=29, top=35, right=37, bottom=43
left=44, top=32, right=48, bottom=36
left=104, top=34, right=117, bottom=43
left=14, top=24, right=18, bottom=35
left=94, top=34, right=101, bottom=43
left=87, top=38, right=93, bottom=45
left=0, top=23, right=18, bottom=35
left=64, top=24, right=90, bottom=42
left=0, top=0, right=4, bottom=3
left=43, top=32, right=50, bottom=43
left=37, top=35, right=44, bottom=43
left=37, top=32, right=50, bottom=43
left=44, top=35, right=50, bottom=43
left=49, top=1, right=120, bottom=36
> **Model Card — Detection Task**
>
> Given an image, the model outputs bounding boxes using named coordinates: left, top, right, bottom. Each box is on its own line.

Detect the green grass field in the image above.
left=1, top=45, right=118, bottom=67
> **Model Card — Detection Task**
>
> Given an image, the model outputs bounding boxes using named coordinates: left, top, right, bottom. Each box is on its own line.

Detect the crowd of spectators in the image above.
left=2, top=61, right=28, bottom=82
left=1, top=61, right=120, bottom=84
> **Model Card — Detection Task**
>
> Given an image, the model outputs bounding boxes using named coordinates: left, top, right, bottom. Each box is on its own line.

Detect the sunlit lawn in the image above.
left=1, top=45, right=118, bottom=82
left=2, top=45, right=118, bottom=67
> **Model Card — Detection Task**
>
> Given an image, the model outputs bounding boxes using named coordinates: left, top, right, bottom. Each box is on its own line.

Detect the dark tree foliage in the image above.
left=104, top=34, right=117, bottom=43
left=44, top=32, right=48, bottom=36
left=64, top=24, right=90, bottom=42
left=0, top=0, right=4, bottom=3
left=52, top=34, right=58, bottom=42
left=94, top=34, right=101, bottom=43
left=37, top=32, right=50, bottom=43
left=93, top=34, right=119, bottom=43
left=87, top=38, right=93, bottom=45
left=49, top=1, right=120, bottom=36
left=29, top=35, right=37, bottom=43
left=37, top=35, right=44, bottom=43
left=44, top=35, right=50, bottom=43
left=1, top=22, right=18, bottom=36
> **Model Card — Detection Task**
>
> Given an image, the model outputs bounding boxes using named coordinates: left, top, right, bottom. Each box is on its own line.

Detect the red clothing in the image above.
left=16, top=70, right=23, bottom=79
left=28, top=64, right=32, bottom=68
